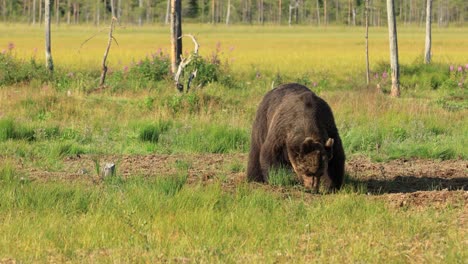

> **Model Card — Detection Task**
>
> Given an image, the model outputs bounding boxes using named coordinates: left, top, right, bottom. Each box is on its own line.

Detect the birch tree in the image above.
left=424, top=0, right=432, bottom=64
left=32, top=0, right=36, bottom=24
left=170, top=0, right=182, bottom=74
left=45, top=0, right=54, bottom=72
left=386, top=0, right=400, bottom=97
left=226, top=0, right=231, bottom=25
left=138, top=0, right=143, bottom=26
left=365, top=0, right=370, bottom=85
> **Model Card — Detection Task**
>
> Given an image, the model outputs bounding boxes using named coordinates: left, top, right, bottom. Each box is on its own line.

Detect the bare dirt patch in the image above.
left=5, top=154, right=468, bottom=209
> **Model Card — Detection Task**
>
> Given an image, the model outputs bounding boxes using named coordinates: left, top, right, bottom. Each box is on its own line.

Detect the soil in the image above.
left=6, top=154, right=468, bottom=210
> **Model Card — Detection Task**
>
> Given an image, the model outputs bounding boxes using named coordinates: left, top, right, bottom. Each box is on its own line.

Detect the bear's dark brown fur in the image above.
left=247, top=83, right=345, bottom=192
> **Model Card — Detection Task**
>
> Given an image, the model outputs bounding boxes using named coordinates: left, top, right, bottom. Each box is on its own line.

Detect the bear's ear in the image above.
left=300, top=137, right=320, bottom=155
left=325, top=138, right=334, bottom=160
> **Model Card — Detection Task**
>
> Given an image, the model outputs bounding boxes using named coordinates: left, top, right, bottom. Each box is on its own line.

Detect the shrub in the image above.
left=128, top=51, right=171, bottom=82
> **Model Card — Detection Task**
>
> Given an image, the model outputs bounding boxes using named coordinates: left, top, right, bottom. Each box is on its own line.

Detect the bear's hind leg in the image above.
left=247, top=142, right=264, bottom=182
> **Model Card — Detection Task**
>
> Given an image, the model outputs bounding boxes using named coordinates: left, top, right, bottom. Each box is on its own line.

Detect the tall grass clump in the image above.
left=52, top=142, right=86, bottom=158
left=0, top=161, right=18, bottom=185
left=154, top=173, right=188, bottom=196
left=168, top=124, right=249, bottom=153
left=0, top=118, right=35, bottom=141
left=138, top=120, right=172, bottom=143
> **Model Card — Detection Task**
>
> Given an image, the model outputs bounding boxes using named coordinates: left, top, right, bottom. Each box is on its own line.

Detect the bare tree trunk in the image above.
left=110, top=0, right=115, bottom=18
left=386, top=0, right=400, bottom=97
left=165, top=0, right=170, bottom=24
left=99, top=17, right=117, bottom=86
left=33, top=0, right=37, bottom=24
left=335, top=0, right=339, bottom=23
left=348, top=0, right=351, bottom=25
left=39, top=0, right=43, bottom=24
left=316, top=0, right=320, bottom=26
left=55, top=0, right=59, bottom=25
left=45, top=0, right=54, bottom=72
left=288, top=0, right=298, bottom=26
left=226, top=0, right=231, bottom=25
left=146, top=0, right=151, bottom=23
left=352, top=8, right=356, bottom=25
left=2, top=0, right=6, bottom=22
left=211, top=0, right=215, bottom=23
left=259, top=0, right=264, bottom=24
left=365, top=0, right=370, bottom=85
left=324, top=0, right=327, bottom=26
left=174, top=34, right=199, bottom=92
left=67, top=0, right=71, bottom=24
left=118, top=0, right=121, bottom=20
left=294, top=0, right=298, bottom=24
left=73, top=2, right=77, bottom=23
left=278, top=0, right=281, bottom=24
left=424, top=0, right=432, bottom=64
left=138, top=0, right=143, bottom=26
left=170, top=0, right=182, bottom=75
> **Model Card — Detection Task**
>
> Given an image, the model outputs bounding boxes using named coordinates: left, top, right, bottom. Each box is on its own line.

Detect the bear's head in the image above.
left=288, top=137, right=334, bottom=193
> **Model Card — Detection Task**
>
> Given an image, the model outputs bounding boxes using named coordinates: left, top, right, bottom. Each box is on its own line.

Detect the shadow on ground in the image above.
left=348, top=176, right=468, bottom=194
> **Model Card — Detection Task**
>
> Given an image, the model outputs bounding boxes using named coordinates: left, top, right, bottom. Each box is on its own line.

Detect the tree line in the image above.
left=2, top=0, right=466, bottom=26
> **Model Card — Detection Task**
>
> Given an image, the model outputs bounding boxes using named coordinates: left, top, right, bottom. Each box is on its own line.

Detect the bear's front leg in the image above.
left=259, top=142, right=278, bottom=183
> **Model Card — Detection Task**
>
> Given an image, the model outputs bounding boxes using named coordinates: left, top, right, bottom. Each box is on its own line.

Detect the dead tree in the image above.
left=99, top=17, right=118, bottom=87
left=424, top=0, right=433, bottom=64
left=45, top=0, right=54, bottom=72
left=365, top=0, right=370, bottom=85
left=386, top=0, right=400, bottom=97
left=288, top=0, right=298, bottom=26
left=174, top=34, right=199, bottom=93
left=170, top=0, right=182, bottom=74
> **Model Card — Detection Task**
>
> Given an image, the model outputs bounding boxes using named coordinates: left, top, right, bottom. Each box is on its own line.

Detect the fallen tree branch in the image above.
left=174, top=34, right=199, bottom=93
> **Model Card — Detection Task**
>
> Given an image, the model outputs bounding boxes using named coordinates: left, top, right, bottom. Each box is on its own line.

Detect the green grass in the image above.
left=0, top=166, right=465, bottom=262
left=268, top=166, right=298, bottom=187
left=0, top=24, right=467, bottom=261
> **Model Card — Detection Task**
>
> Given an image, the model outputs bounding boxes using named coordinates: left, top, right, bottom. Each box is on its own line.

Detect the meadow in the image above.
left=0, top=24, right=467, bottom=262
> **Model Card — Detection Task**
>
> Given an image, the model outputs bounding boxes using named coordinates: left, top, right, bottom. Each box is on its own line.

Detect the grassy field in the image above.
left=0, top=24, right=467, bottom=262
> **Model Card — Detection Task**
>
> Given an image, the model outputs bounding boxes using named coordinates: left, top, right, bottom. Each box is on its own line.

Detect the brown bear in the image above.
left=247, top=83, right=345, bottom=192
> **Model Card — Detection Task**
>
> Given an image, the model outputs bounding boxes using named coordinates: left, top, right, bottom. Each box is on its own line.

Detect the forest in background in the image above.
left=1, top=0, right=467, bottom=26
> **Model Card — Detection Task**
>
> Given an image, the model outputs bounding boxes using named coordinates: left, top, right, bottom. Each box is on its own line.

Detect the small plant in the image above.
left=228, top=161, right=244, bottom=173
left=174, top=159, right=192, bottom=171
left=448, top=64, right=468, bottom=89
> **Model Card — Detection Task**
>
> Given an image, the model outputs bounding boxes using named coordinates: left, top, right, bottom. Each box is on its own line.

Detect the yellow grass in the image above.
left=1, top=24, right=468, bottom=74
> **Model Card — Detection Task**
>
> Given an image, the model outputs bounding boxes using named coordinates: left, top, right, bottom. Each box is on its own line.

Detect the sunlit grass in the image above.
left=0, top=168, right=465, bottom=262
left=2, top=24, right=468, bottom=75
left=0, top=24, right=467, bottom=262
